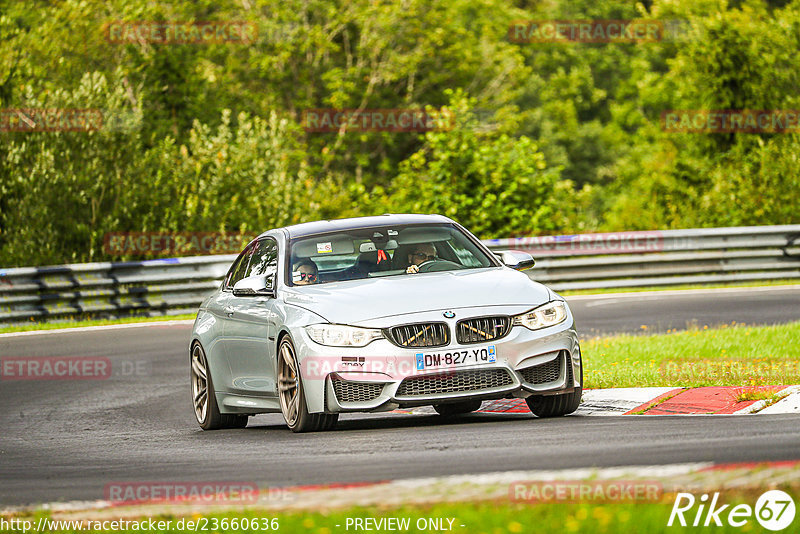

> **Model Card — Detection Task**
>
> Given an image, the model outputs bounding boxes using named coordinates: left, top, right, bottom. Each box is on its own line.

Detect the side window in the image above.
left=224, top=243, right=256, bottom=290
left=247, top=239, right=278, bottom=278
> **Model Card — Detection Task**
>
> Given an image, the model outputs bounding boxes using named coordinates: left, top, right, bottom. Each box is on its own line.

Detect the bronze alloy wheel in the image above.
left=191, top=342, right=248, bottom=430
left=277, top=336, right=338, bottom=432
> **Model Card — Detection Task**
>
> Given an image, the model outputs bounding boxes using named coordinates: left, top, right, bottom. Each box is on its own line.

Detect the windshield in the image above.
left=287, top=223, right=495, bottom=286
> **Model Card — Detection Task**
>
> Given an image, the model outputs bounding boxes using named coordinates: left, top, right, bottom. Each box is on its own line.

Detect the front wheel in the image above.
left=191, top=342, right=248, bottom=430
left=278, top=337, right=338, bottom=433
left=526, top=354, right=583, bottom=418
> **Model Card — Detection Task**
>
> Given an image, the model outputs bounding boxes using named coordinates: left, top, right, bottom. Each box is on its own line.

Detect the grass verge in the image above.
left=0, top=314, right=196, bottom=334
left=6, top=493, right=796, bottom=534
left=583, top=321, right=800, bottom=388
left=559, top=280, right=799, bottom=296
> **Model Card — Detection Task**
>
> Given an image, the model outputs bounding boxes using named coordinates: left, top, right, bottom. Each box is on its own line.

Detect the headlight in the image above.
left=305, top=324, right=384, bottom=347
left=512, top=301, right=568, bottom=330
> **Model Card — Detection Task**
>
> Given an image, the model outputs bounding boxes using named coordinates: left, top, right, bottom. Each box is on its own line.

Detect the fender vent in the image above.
left=332, top=379, right=384, bottom=403
left=519, top=354, right=562, bottom=385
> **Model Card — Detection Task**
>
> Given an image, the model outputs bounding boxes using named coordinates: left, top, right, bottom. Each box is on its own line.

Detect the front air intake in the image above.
left=396, top=368, right=514, bottom=397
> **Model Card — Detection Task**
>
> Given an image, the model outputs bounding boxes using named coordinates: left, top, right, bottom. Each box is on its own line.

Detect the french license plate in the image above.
left=415, top=345, right=496, bottom=370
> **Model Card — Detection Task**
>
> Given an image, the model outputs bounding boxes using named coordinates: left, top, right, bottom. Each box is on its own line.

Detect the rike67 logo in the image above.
left=668, top=490, right=795, bottom=530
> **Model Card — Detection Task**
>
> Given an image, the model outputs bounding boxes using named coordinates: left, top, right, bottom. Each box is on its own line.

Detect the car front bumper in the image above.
left=293, top=307, right=581, bottom=414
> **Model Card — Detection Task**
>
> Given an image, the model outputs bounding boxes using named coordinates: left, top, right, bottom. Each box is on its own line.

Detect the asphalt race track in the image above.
left=1, top=286, right=799, bottom=506
left=567, top=285, right=800, bottom=336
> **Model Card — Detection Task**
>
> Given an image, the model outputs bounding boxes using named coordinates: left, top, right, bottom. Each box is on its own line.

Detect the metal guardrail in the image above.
left=1, top=225, right=799, bottom=325
left=0, top=256, right=237, bottom=325
left=486, top=225, right=800, bottom=291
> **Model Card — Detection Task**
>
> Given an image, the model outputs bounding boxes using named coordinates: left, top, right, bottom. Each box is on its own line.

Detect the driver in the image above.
left=406, top=243, right=437, bottom=274
left=293, top=259, right=318, bottom=285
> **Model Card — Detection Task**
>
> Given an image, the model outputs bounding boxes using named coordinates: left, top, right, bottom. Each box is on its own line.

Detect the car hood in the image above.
left=281, top=267, right=553, bottom=324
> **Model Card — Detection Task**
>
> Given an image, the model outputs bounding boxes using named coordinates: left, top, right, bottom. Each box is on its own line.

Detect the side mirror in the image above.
left=233, top=274, right=276, bottom=297
left=495, top=250, right=535, bottom=271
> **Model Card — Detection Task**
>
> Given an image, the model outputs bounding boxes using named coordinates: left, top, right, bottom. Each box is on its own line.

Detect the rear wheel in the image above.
left=526, top=353, right=583, bottom=418
left=278, top=337, right=338, bottom=433
left=433, top=399, right=482, bottom=416
left=191, top=343, right=249, bottom=430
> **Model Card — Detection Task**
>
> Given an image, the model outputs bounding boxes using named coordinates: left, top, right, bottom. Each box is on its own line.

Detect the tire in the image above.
left=526, top=353, right=583, bottom=418
left=191, top=342, right=249, bottom=430
left=277, top=336, right=338, bottom=433
left=433, top=400, right=483, bottom=416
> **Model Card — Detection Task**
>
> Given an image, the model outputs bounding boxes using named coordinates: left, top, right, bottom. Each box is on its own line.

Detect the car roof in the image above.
left=276, top=214, right=455, bottom=239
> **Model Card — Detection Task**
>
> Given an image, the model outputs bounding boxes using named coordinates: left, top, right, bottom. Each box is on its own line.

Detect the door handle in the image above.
left=224, top=305, right=235, bottom=317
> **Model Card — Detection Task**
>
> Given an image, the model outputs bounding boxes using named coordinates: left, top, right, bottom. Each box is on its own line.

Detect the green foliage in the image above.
left=145, top=109, right=313, bottom=233
left=1, top=70, right=145, bottom=265
left=1, top=0, right=799, bottom=266
left=391, top=92, right=562, bottom=238
left=603, top=0, right=800, bottom=229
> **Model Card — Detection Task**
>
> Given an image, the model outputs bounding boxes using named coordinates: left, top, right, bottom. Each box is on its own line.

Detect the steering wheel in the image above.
left=416, top=259, right=463, bottom=273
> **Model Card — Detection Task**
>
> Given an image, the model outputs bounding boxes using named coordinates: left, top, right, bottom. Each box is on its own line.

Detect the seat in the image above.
left=353, top=250, right=393, bottom=277
left=392, top=244, right=416, bottom=270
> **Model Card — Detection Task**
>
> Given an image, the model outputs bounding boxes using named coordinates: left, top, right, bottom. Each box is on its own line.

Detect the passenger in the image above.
left=293, top=259, right=319, bottom=285
left=406, top=243, right=437, bottom=274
